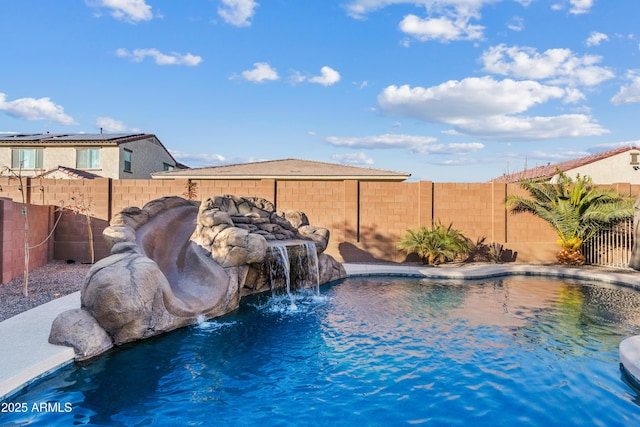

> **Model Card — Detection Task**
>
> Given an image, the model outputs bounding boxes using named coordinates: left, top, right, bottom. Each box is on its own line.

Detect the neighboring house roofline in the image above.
left=36, top=165, right=101, bottom=179
left=489, top=146, right=640, bottom=183
left=151, top=158, right=411, bottom=181
left=0, top=132, right=186, bottom=170
left=0, top=132, right=151, bottom=146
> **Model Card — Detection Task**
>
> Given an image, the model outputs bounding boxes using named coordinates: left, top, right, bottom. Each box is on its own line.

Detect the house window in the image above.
left=163, top=163, right=175, bottom=171
left=76, top=148, right=100, bottom=169
left=124, top=149, right=132, bottom=173
left=11, top=148, right=43, bottom=169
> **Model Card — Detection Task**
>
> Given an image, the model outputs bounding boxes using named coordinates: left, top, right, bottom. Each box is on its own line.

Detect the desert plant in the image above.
left=183, top=179, right=198, bottom=200
left=506, top=172, right=635, bottom=265
left=466, top=236, right=504, bottom=263
left=397, top=221, right=471, bottom=265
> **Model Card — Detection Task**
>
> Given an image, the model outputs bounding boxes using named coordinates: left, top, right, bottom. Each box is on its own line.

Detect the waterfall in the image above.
left=267, top=241, right=320, bottom=307
left=301, top=241, right=320, bottom=295
left=268, top=244, right=296, bottom=309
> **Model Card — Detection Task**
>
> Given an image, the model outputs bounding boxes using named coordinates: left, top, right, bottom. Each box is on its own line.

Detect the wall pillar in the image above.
left=344, top=180, right=359, bottom=242
left=492, top=182, right=507, bottom=243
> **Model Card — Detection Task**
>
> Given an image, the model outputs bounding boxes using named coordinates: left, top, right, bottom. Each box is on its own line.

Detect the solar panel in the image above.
left=51, top=133, right=136, bottom=141
left=0, top=133, right=142, bottom=142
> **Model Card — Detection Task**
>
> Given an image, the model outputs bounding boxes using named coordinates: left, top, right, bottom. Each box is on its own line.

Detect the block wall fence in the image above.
left=0, top=176, right=638, bottom=284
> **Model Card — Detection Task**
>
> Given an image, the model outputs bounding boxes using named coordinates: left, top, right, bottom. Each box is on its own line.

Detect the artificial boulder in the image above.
left=50, top=195, right=346, bottom=360
left=48, top=308, right=113, bottom=361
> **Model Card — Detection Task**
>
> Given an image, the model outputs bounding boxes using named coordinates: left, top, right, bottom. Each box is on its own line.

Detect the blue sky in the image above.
left=1, top=0, right=640, bottom=181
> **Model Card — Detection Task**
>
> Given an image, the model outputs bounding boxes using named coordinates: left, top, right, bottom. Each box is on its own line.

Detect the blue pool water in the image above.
left=3, top=276, right=640, bottom=426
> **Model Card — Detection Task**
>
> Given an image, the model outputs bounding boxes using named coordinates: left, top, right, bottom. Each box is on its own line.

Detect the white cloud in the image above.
left=377, top=77, right=608, bottom=140
left=452, top=114, right=608, bottom=140
left=116, top=48, right=203, bottom=66
left=379, top=77, right=568, bottom=121
left=239, top=62, right=279, bottom=83
left=309, top=66, right=341, bottom=86
left=506, top=16, right=524, bottom=32
left=292, top=66, right=341, bottom=86
left=589, top=139, right=640, bottom=151
left=0, top=93, right=76, bottom=125
left=344, top=1, right=497, bottom=19
left=480, top=44, right=614, bottom=86
left=95, top=117, right=140, bottom=133
left=218, top=0, right=258, bottom=27
left=568, top=0, right=593, bottom=14
left=346, top=1, right=492, bottom=42
left=86, top=0, right=153, bottom=23
left=330, top=152, right=375, bottom=165
left=326, top=134, right=483, bottom=155
left=326, top=133, right=438, bottom=153
left=170, top=151, right=227, bottom=168
left=610, top=71, right=640, bottom=105
left=586, top=31, right=609, bottom=47
left=399, top=13, right=484, bottom=42
left=550, top=0, right=593, bottom=14
left=289, top=71, right=306, bottom=85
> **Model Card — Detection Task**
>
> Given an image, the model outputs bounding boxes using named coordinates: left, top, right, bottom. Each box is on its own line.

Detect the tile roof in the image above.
left=36, top=166, right=101, bottom=179
left=152, top=158, right=411, bottom=181
left=490, top=146, right=639, bottom=183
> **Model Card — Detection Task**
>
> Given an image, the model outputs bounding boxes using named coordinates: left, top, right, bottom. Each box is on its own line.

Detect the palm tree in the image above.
left=506, top=172, right=635, bottom=265
left=397, top=221, right=471, bottom=265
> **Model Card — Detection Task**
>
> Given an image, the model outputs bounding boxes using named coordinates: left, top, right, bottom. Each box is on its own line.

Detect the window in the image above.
left=11, top=148, right=43, bottom=169
left=76, top=148, right=100, bottom=169
left=163, top=163, right=176, bottom=171
left=124, top=149, right=132, bottom=173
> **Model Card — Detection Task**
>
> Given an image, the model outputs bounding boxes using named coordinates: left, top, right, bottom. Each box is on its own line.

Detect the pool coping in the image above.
left=2, top=262, right=640, bottom=401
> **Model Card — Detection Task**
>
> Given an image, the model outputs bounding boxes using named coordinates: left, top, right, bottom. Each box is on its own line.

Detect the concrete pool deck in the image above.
left=2, top=262, right=640, bottom=401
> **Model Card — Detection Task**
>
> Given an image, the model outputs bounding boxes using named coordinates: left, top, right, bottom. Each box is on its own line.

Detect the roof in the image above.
left=0, top=133, right=153, bottom=146
left=152, top=158, right=411, bottom=181
left=490, top=146, right=639, bottom=183
left=36, top=166, right=100, bottom=179
left=0, top=132, right=186, bottom=169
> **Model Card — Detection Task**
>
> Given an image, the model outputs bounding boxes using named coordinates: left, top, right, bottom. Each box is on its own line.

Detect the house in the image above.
left=151, top=158, right=411, bottom=181
left=490, top=146, right=640, bottom=184
left=0, top=133, right=184, bottom=179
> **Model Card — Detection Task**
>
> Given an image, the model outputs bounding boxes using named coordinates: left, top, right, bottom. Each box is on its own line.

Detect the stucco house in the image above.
left=490, top=146, right=640, bottom=184
left=0, top=133, right=183, bottom=179
left=151, top=158, right=411, bottom=182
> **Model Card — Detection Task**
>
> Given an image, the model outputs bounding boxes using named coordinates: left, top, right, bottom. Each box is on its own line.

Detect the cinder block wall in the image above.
left=0, top=176, right=637, bottom=283
left=0, top=198, right=54, bottom=284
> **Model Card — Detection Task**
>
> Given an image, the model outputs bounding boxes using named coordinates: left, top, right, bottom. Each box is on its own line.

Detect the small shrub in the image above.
left=397, top=222, right=471, bottom=265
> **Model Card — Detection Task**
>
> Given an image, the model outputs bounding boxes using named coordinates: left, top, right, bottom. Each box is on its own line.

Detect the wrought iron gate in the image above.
left=583, top=219, right=633, bottom=269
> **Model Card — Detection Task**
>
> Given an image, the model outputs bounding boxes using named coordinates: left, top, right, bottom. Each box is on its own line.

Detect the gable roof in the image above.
left=490, top=146, right=639, bottom=183
left=0, top=132, right=186, bottom=169
left=152, top=158, right=411, bottom=181
left=36, top=165, right=101, bottom=179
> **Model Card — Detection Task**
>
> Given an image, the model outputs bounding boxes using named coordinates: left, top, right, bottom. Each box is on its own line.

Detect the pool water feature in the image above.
left=4, top=276, right=640, bottom=426
left=266, top=241, right=321, bottom=299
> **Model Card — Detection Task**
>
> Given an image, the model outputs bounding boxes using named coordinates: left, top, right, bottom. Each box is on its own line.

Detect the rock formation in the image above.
left=50, top=195, right=346, bottom=360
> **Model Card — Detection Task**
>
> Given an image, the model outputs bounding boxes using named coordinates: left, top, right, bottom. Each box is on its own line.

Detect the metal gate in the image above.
left=583, top=219, right=633, bottom=269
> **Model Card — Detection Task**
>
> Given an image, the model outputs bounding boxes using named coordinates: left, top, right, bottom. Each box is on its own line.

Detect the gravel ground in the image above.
left=0, top=260, right=91, bottom=322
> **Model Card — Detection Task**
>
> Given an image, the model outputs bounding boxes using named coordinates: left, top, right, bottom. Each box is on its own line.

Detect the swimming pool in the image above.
left=3, top=276, right=640, bottom=426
